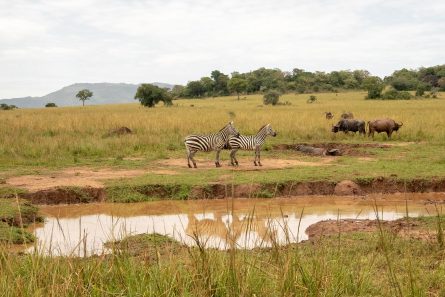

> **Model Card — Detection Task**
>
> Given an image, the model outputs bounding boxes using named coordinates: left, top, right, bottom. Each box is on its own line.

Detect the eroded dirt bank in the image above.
left=16, top=177, right=445, bottom=205
left=306, top=217, right=439, bottom=242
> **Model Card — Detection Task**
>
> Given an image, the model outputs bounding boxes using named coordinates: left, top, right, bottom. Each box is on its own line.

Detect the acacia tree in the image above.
left=76, top=89, right=93, bottom=106
left=134, top=84, right=172, bottom=107
left=228, top=77, right=247, bottom=100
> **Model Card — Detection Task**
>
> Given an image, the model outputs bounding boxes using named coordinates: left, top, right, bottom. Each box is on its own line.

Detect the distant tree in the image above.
left=45, top=103, right=57, bottom=108
left=263, top=90, right=280, bottom=105
left=134, top=84, right=172, bottom=107
left=363, top=76, right=384, bottom=99
left=211, top=70, right=230, bottom=95
left=0, top=104, right=18, bottom=110
left=415, top=83, right=428, bottom=96
left=438, top=77, right=445, bottom=91
left=228, top=77, right=247, bottom=100
left=185, top=81, right=206, bottom=98
left=76, top=89, right=93, bottom=106
left=200, top=77, right=215, bottom=96
left=170, top=85, right=185, bottom=98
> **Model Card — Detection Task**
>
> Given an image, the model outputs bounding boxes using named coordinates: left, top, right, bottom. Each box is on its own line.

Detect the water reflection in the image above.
left=29, top=194, right=444, bottom=256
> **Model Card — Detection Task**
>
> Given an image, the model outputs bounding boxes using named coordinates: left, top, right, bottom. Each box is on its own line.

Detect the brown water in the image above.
left=30, top=193, right=445, bottom=256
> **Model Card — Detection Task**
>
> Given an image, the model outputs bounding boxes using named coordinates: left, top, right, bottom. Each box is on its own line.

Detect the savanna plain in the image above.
left=1, top=91, right=445, bottom=296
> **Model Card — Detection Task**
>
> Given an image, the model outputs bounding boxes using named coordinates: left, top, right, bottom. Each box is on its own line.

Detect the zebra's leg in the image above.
left=253, top=149, right=258, bottom=166
left=215, top=149, right=222, bottom=167
left=256, top=146, right=262, bottom=166
left=189, top=150, right=198, bottom=168
left=231, top=149, right=239, bottom=166
left=185, top=145, right=192, bottom=168
left=230, top=149, right=236, bottom=166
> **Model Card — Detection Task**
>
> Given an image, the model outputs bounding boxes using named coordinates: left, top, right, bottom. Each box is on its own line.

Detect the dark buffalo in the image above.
left=332, top=119, right=366, bottom=135
left=340, top=112, right=354, bottom=119
left=368, top=118, right=403, bottom=139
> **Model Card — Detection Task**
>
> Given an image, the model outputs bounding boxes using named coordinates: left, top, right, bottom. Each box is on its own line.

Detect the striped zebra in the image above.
left=228, top=124, right=277, bottom=166
left=184, top=121, right=240, bottom=168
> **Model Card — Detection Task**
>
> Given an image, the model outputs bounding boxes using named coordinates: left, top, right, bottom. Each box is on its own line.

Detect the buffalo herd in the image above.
left=326, top=112, right=403, bottom=139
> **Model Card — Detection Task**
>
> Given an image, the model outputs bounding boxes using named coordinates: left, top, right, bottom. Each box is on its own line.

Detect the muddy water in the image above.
left=30, top=193, right=445, bottom=256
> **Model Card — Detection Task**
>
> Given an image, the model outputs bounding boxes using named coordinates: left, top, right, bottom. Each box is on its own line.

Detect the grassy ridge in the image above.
left=0, top=92, right=444, bottom=169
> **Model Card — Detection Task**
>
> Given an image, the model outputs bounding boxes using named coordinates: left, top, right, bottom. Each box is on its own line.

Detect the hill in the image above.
left=0, top=82, right=174, bottom=108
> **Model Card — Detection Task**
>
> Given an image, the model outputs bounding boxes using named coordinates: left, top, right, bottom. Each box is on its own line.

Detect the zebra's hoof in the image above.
left=193, top=164, right=197, bottom=168
left=258, top=163, right=262, bottom=167
left=254, top=162, right=257, bottom=166
left=188, top=164, right=192, bottom=168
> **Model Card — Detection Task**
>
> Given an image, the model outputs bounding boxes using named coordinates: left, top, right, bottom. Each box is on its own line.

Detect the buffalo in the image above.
left=368, top=118, right=403, bottom=139
left=332, top=119, right=366, bottom=135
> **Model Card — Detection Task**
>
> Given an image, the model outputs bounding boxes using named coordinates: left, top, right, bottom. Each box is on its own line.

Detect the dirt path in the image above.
left=6, top=168, right=176, bottom=191
left=158, top=158, right=334, bottom=170
left=5, top=157, right=334, bottom=192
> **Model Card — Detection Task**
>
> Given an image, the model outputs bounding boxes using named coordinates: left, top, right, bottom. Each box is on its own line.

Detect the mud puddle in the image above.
left=28, top=193, right=445, bottom=256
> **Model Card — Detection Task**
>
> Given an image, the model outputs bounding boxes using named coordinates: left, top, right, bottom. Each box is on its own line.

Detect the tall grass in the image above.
left=2, top=209, right=445, bottom=296
left=1, top=92, right=444, bottom=167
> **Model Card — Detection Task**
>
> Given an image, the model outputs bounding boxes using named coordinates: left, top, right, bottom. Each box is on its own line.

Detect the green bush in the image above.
left=381, top=89, right=412, bottom=100
left=0, top=104, right=18, bottom=110
left=263, top=90, right=280, bottom=105
left=45, top=103, right=57, bottom=108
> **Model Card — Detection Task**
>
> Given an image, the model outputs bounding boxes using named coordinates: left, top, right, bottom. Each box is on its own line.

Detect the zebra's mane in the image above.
left=218, top=122, right=232, bottom=132
left=257, top=124, right=268, bottom=133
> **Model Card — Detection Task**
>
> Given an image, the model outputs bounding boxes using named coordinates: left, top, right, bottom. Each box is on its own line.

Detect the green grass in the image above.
left=0, top=222, right=35, bottom=244
left=1, top=216, right=445, bottom=296
left=99, top=144, right=445, bottom=202
left=0, top=199, right=41, bottom=245
left=0, top=186, right=28, bottom=198
left=0, top=199, right=42, bottom=227
left=0, top=91, right=444, bottom=171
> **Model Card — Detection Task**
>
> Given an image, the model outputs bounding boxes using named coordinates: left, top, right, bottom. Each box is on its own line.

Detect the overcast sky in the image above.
left=1, top=0, right=444, bottom=98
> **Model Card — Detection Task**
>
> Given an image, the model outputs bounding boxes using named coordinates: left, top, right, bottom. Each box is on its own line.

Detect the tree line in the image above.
left=62, top=65, right=445, bottom=108
left=170, top=68, right=374, bottom=99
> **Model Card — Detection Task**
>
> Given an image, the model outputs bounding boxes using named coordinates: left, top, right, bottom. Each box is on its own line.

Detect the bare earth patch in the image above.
left=306, top=218, right=435, bottom=242
left=6, top=168, right=176, bottom=192
left=157, top=158, right=334, bottom=170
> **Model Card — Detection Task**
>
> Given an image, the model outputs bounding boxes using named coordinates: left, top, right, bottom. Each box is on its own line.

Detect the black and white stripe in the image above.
left=185, top=121, right=240, bottom=168
left=228, top=124, right=277, bottom=166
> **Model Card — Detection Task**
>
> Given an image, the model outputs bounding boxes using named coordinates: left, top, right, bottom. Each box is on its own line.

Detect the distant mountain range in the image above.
left=0, top=82, right=174, bottom=108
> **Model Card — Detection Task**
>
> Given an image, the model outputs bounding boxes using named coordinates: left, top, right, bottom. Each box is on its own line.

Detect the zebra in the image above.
left=228, top=124, right=277, bottom=166
left=184, top=121, right=240, bottom=168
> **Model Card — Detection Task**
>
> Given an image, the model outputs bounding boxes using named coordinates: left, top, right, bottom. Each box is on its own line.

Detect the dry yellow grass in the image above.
left=0, top=91, right=444, bottom=167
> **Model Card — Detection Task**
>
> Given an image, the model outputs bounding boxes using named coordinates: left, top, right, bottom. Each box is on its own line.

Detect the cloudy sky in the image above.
left=1, top=0, right=444, bottom=98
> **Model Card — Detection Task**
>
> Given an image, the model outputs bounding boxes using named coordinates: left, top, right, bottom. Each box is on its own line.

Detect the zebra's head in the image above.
left=265, top=124, right=277, bottom=137
left=226, top=121, right=240, bottom=137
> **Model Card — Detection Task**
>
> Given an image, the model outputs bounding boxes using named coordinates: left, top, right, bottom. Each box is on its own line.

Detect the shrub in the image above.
left=45, top=103, right=57, bottom=108
left=307, top=95, right=317, bottom=103
left=295, top=85, right=306, bottom=94
left=0, top=104, right=18, bottom=110
left=263, top=90, right=280, bottom=105
left=381, top=89, right=412, bottom=100
left=363, top=76, right=384, bottom=99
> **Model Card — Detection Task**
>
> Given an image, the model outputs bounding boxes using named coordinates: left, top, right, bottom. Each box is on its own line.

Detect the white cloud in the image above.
left=0, top=0, right=444, bottom=98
